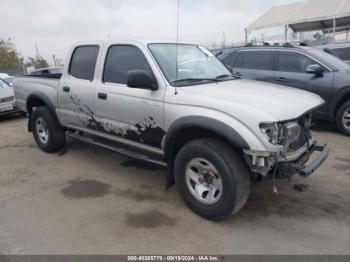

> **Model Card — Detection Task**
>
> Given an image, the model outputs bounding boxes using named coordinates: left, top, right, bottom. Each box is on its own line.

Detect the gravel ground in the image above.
left=0, top=115, right=349, bottom=254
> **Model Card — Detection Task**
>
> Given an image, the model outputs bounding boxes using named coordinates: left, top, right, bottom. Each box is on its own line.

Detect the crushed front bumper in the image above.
left=244, top=142, right=329, bottom=178
left=291, top=144, right=329, bottom=177
left=277, top=143, right=329, bottom=178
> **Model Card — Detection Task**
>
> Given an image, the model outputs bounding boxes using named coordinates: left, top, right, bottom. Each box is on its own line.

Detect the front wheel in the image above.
left=336, top=100, right=350, bottom=136
left=174, top=138, right=250, bottom=220
left=31, top=106, right=66, bottom=152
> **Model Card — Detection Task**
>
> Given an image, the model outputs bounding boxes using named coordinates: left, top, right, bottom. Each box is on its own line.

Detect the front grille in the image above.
left=0, top=96, right=14, bottom=103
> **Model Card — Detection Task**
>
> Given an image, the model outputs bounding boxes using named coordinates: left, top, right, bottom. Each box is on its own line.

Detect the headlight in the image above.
left=282, top=122, right=301, bottom=145
left=260, top=122, right=279, bottom=145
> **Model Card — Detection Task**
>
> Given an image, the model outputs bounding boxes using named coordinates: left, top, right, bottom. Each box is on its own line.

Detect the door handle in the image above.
left=276, top=77, right=287, bottom=82
left=98, top=93, right=107, bottom=100
left=63, top=86, right=70, bottom=92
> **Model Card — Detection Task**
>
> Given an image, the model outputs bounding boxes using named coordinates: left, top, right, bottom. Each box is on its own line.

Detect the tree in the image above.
left=313, top=32, right=322, bottom=40
left=26, top=55, right=49, bottom=69
left=0, top=38, right=23, bottom=70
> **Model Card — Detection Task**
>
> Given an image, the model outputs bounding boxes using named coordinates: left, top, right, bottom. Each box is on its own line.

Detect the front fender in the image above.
left=163, top=113, right=269, bottom=189
left=164, top=116, right=251, bottom=158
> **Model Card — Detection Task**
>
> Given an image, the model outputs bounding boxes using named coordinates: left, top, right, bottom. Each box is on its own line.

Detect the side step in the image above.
left=67, top=132, right=167, bottom=168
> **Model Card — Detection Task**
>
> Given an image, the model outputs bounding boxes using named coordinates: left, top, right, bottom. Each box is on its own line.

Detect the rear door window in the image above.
left=69, top=45, right=99, bottom=81
left=234, top=50, right=274, bottom=70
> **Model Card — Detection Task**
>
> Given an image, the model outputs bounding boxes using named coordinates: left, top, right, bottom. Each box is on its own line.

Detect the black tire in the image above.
left=174, top=138, right=250, bottom=220
left=336, top=100, right=350, bottom=136
left=31, top=106, right=66, bottom=153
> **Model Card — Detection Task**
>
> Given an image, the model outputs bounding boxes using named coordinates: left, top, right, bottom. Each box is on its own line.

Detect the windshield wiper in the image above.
left=173, top=78, right=222, bottom=83
left=215, top=74, right=239, bottom=79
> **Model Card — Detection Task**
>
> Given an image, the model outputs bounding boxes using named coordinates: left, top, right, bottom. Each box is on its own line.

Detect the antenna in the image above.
left=174, top=0, right=180, bottom=95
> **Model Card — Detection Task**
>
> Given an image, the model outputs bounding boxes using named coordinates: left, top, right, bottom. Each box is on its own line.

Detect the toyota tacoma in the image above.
left=13, top=40, right=329, bottom=220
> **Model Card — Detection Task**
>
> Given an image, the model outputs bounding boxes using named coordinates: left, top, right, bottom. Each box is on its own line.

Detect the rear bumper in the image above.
left=0, top=106, right=22, bottom=116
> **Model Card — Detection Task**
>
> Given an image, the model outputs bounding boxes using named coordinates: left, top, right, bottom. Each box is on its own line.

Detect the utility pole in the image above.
left=284, top=25, right=289, bottom=43
left=35, top=43, right=40, bottom=57
left=52, top=55, right=57, bottom=67
left=244, top=28, right=248, bottom=45
left=222, top=32, right=226, bottom=48
left=333, top=18, right=337, bottom=43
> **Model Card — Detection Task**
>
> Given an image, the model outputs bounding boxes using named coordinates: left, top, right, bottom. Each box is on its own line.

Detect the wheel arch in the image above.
left=332, top=87, right=350, bottom=119
left=26, top=91, right=57, bottom=132
left=163, top=116, right=251, bottom=188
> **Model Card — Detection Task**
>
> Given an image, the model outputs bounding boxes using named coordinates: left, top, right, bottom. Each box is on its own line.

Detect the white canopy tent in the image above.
left=245, top=0, right=350, bottom=43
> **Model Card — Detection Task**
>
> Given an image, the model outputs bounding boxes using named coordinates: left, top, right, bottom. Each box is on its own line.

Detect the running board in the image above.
left=67, top=132, right=167, bottom=168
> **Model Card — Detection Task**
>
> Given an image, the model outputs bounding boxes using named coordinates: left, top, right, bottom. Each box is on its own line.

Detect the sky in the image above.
left=1, top=0, right=296, bottom=65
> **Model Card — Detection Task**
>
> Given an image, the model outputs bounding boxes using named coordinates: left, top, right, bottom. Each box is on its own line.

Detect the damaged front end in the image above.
left=244, top=113, right=329, bottom=180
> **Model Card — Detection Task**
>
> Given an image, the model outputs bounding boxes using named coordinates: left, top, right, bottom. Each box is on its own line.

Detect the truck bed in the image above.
left=13, top=75, right=61, bottom=113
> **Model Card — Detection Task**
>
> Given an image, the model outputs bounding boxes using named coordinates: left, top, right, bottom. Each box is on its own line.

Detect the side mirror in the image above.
left=306, top=64, right=323, bottom=76
left=127, top=70, right=158, bottom=90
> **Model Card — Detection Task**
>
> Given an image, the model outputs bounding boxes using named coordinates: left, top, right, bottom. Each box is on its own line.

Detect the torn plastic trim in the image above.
left=243, top=150, right=276, bottom=176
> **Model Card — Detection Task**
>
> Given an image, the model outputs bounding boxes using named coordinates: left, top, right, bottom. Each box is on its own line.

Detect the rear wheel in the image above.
left=336, top=100, right=350, bottom=136
left=174, top=138, right=250, bottom=220
left=31, top=106, right=66, bottom=152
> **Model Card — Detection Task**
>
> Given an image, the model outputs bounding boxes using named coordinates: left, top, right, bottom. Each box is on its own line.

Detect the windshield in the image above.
left=331, top=47, right=350, bottom=61
left=50, top=68, right=63, bottom=74
left=0, top=78, right=11, bottom=88
left=148, top=43, right=233, bottom=86
left=4, top=77, right=14, bottom=85
left=309, top=48, right=350, bottom=71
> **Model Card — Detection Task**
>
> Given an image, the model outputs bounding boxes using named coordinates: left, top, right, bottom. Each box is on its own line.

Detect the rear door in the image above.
left=57, top=45, right=100, bottom=129
left=231, top=49, right=275, bottom=83
left=274, top=50, right=333, bottom=113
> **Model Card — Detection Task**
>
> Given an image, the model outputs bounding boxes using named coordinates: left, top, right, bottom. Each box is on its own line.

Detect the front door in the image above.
left=274, top=50, right=333, bottom=114
left=94, top=44, right=165, bottom=149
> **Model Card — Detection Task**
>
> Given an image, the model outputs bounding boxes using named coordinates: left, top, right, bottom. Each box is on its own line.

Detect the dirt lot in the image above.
left=0, top=116, right=349, bottom=255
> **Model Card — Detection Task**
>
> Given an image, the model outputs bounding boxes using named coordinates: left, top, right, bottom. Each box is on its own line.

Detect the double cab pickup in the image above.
left=13, top=40, right=329, bottom=220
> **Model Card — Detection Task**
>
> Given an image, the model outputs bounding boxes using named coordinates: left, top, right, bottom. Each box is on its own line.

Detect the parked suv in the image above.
left=13, top=40, right=328, bottom=220
left=217, top=45, right=350, bottom=136
left=316, top=43, right=350, bottom=65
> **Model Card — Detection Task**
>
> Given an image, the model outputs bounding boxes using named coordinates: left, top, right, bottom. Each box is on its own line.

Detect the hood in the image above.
left=180, top=79, right=324, bottom=121
left=0, top=86, right=14, bottom=100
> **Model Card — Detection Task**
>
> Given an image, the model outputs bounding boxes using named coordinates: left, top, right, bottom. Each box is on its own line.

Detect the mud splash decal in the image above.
left=69, top=95, right=165, bottom=148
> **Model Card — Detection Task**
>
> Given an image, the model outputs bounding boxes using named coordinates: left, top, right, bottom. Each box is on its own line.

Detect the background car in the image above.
left=216, top=44, right=350, bottom=136
left=0, top=77, right=22, bottom=116
left=316, top=43, right=350, bottom=65
left=29, top=67, right=63, bottom=76
left=0, top=73, right=14, bottom=86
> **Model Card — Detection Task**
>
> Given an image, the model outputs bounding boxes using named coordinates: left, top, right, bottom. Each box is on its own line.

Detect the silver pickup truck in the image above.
left=13, top=40, right=329, bottom=220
